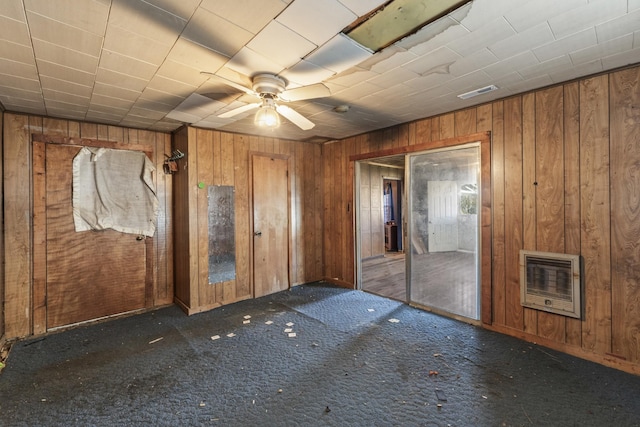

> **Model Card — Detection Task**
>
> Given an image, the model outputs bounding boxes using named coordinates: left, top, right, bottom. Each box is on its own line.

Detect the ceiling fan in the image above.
left=206, top=72, right=331, bottom=130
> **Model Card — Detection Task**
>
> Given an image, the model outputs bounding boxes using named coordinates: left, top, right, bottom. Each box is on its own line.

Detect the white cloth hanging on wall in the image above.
left=72, top=147, right=158, bottom=237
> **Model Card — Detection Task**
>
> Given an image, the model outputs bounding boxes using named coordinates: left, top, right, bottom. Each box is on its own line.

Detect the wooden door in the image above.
left=39, top=143, right=151, bottom=329
left=252, top=154, right=289, bottom=298
left=427, top=180, right=458, bottom=252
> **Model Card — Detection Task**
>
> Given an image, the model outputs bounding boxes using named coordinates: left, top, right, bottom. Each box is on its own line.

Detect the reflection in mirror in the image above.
left=208, top=185, right=236, bottom=284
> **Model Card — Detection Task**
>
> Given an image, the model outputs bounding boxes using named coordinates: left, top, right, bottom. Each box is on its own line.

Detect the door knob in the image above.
left=254, top=231, right=262, bottom=236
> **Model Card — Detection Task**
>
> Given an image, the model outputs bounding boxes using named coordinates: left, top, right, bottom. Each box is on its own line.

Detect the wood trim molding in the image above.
left=31, top=133, right=153, bottom=156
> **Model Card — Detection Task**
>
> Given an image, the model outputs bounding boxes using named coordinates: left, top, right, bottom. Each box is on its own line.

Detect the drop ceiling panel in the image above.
left=457, top=0, right=521, bottom=32
left=305, top=34, right=372, bottom=74
left=595, top=9, right=640, bottom=43
left=601, top=46, right=640, bottom=70
left=448, top=16, right=515, bottom=57
left=38, top=60, right=95, bottom=87
left=547, top=0, right=627, bottom=40
left=337, top=0, right=386, bottom=16
left=0, top=40, right=37, bottom=65
left=489, top=22, right=555, bottom=61
left=276, top=0, right=357, bottom=45
left=157, top=60, right=209, bottom=88
left=532, top=28, right=597, bottom=63
left=144, top=0, right=201, bottom=20
left=24, top=0, right=109, bottom=34
left=146, top=75, right=198, bottom=97
left=42, top=89, right=90, bottom=107
left=108, top=0, right=187, bottom=45
left=0, top=15, right=31, bottom=45
left=247, top=20, right=317, bottom=69
left=482, top=51, right=540, bottom=79
left=225, top=47, right=285, bottom=77
left=95, top=68, right=148, bottom=92
left=402, top=46, right=461, bottom=75
left=99, top=50, right=157, bottom=80
left=32, top=39, right=99, bottom=74
left=0, top=0, right=27, bottom=21
left=280, top=60, right=335, bottom=86
left=549, top=58, right=603, bottom=83
left=0, top=59, right=38, bottom=80
left=89, top=94, right=136, bottom=111
left=398, top=17, right=470, bottom=56
left=570, top=34, right=634, bottom=66
left=200, top=0, right=287, bottom=34
left=103, top=26, right=172, bottom=66
left=0, top=74, right=39, bottom=92
left=181, top=7, right=253, bottom=57
left=167, top=38, right=229, bottom=73
left=40, top=76, right=92, bottom=98
left=27, top=11, right=103, bottom=55
left=503, top=0, right=586, bottom=33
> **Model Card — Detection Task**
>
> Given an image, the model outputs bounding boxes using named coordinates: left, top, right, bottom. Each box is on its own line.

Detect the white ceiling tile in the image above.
left=601, top=45, right=640, bottom=69
left=166, top=109, right=204, bottom=124
left=181, top=7, right=253, bottom=57
left=367, top=67, right=420, bottom=88
left=331, top=81, right=383, bottom=101
left=109, top=0, right=186, bottom=46
left=533, top=28, right=597, bottom=62
left=570, top=33, right=634, bottom=64
left=482, top=51, right=540, bottom=79
left=127, top=107, right=167, bottom=120
left=444, top=70, right=493, bottom=93
left=276, top=0, right=357, bottom=45
left=89, top=94, right=135, bottom=111
left=134, top=97, right=178, bottom=112
left=24, top=0, right=109, bottom=35
left=0, top=58, right=38, bottom=80
left=398, top=16, right=469, bottom=56
left=489, top=22, right=555, bottom=61
left=146, top=75, right=198, bottom=96
left=549, top=58, right=603, bottom=83
left=595, top=9, right=640, bottom=43
left=247, top=20, right=317, bottom=69
left=504, top=0, right=587, bottom=33
left=0, top=85, right=42, bottom=101
left=0, top=15, right=31, bottom=46
left=99, top=50, right=157, bottom=80
left=168, top=38, right=229, bottom=74
left=200, top=0, right=287, bottom=34
left=402, top=69, right=450, bottom=91
left=225, top=47, right=285, bottom=77
left=327, top=67, right=378, bottom=87
left=138, top=88, right=185, bottom=107
left=500, top=73, right=554, bottom=94
left=27, top=12, right=103, bottom=55
left=449, top=48, right=498, bottom=77
left=0, top=40, right=36, bottom=65
left=457, top=0, right=521, bottom=32
left=157, top=60, right=209, bottom=87
left=32, top=39, right=99, bottom=74
left=280, top=60, right=335, bottom=86
left=0, top=0, right=27, bottom=21
left=143, top=0, right=201, bottom=20
left=305, top=34, right=372, bottom=74
left=518, top=54, right=572, bottom=79
left=95, top=68, right=148, bottom=92
left=631, top=0, right=640, bottom=10
left=103, top=26, right=171, bottom=66
left=359, top=47, right=419, bottom=74
left=402, top=46, right=460, bottom=75
left=547, top=0, right=627, bottom=39
left=337, top=0, right=385, bottom=16
left=0, top=73, right=39, bottom=92
left=448, top=17, right=515, bottom=57
left=42, top=89, right=90, bottom=107
left=37, top=60, right=95, bottom=87
left=40, top=75, right=92, bottom=98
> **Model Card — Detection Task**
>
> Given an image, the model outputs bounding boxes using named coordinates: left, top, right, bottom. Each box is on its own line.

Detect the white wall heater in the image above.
left=520, top=250, right=582, bottom=319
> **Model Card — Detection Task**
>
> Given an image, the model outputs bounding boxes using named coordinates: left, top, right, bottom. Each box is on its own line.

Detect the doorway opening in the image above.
left=356, top=143, right=481, bottom=322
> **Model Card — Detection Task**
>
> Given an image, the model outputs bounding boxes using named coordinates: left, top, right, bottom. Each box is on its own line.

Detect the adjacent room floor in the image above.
left=1, top=282, right=639, bottom=426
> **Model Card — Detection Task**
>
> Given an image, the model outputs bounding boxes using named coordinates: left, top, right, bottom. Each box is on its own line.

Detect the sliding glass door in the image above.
left=406, top=144, right=480, bottom=320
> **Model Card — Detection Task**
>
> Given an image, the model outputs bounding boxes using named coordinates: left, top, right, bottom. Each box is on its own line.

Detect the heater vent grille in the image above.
left=520, top=250, right=581, bottom=318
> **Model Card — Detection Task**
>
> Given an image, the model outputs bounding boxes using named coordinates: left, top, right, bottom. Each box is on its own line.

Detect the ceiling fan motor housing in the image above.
left=252, top=73, right=286, bottom=97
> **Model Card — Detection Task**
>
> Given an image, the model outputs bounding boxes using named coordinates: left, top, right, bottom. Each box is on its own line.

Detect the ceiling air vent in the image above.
left=457, top=85, right=498, bottom=100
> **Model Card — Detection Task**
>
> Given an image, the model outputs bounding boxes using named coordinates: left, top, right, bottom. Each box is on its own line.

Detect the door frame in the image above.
left=351, top=131, right=492, bottom=325
left=248, top=151, right=291, bottom=298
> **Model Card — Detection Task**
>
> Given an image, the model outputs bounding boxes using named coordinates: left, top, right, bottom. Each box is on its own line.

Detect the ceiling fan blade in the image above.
left=276, top=105, right=315, bottom=130
left=279, top=83, right=331, bottom=102
left=218, top=102, right=260, bottom=118
left=202, top=71, right=255, bottom=96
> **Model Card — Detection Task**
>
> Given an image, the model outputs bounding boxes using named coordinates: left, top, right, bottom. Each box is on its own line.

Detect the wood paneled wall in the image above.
left=2, top=113, right=174, bottom=339
left=323, top=65, right=640, bottom=374
left=0, top=110, right=4, bottom=343
left=172, top=126, right=323, bottom=314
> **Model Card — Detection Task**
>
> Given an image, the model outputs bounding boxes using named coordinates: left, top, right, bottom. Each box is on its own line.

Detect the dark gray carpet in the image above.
left=1, top=282, right=639, bottom=426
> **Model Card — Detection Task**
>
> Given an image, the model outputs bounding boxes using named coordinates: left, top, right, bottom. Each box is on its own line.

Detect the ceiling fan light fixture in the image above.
left=254, top=98, right=280, bottom=128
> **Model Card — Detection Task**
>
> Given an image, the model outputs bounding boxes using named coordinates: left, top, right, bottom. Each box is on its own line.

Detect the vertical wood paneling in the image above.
left=455, top=109, right=477, bottom=136
left=522, top=93, right=538, bottom=335
left=32, top=142, right=46, bottom=334
left=503, top=97, right=524, bottom=330
left=579, top=75, right=611, bottom=355
left=0, top=111, right=3, bottom=339
left=233, top=134, right=251, bottom=299
left=172, top=127, right=191, bottom=306
left=563, top=82, right=582, bottom=346
left=610, top=68, right=640, bottom=361
left=535, top=87, right=567, bottom=342
left=439, top=113, right=455, bottom=139
left=4, top=114, right=32, bottom=337
left=415, top=118, right=432, bottom=144
left=196, top=129, right=216, bottom=307
left=491, top=101, right=506, bottom=325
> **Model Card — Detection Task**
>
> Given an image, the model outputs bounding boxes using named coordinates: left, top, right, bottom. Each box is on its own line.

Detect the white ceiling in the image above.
left=0, top=0, right=639, bottom=141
